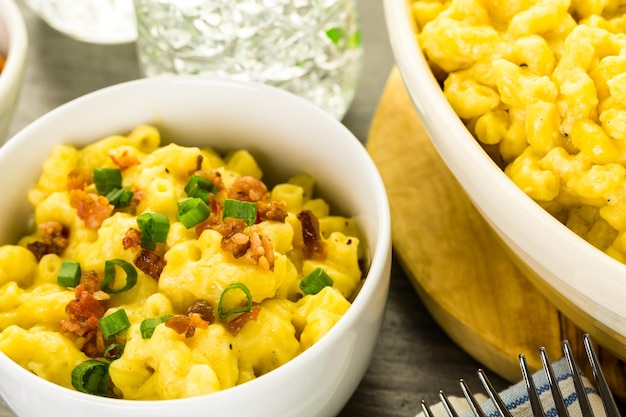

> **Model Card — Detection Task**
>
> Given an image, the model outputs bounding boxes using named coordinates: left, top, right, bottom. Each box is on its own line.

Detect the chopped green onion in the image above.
left=99, top=308, right=130, bottom=340
left=102, top=259, right=137, bottom=294
left=177, top=198, right=211, bottom=228
left=57, top=260, right=81, bottom=287
left=348, top=29, right=362, bottom=49
left=222, top=199, right=257, bottom=226
left=140, top=314, right=173, bottom=339
left=218, top=283, right=253, bottom=319
left=137, top=212, right=170, bottom=250
left=103, top=342, right=124, bottom=361
left=326, top=27, right=344, bottom=45
left=300, top=267, right=334, bottom=295
left=71, top=359, right=109, bottom=396
left=184, top=175, right=217, bottom=204
left=93, top=168, right=122, bottom=196
left=106, top=188, right=133, bottom=208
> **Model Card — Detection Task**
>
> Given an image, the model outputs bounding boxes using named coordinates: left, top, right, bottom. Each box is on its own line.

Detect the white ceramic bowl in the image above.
left=0, top=77, right=392, bottom=417
left=383, top=0, right=626, bottom=357
left=0, top=0, right=28, bottom=144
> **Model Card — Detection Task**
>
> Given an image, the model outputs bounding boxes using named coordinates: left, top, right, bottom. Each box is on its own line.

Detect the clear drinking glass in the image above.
left=23, top=0, right=137, bottom=44
left=133, top=0, right=363, bottom=120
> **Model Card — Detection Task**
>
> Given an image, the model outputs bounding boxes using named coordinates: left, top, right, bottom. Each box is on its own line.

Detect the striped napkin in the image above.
left=417, top=358, right=608, bottom=417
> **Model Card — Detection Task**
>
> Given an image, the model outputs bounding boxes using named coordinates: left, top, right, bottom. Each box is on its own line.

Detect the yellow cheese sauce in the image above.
left=0, top=125, right=364, bottom=400
left=414, top=0, right=626, bottom=262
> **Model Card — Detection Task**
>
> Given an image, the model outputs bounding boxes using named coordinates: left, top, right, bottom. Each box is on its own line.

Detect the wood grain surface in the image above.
left=366, top=66, right=626, bottom=403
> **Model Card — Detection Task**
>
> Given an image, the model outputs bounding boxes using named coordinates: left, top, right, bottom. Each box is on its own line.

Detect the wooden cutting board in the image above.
left=366, top=66, right=626, bottom=402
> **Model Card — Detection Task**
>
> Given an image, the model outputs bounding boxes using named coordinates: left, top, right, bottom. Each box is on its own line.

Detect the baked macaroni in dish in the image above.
left=0, top=125, right=364, bottom=400
left=414, top=0, right=626, bottom=262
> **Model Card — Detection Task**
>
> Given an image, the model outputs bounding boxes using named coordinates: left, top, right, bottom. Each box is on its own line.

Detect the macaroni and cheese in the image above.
left=414, top=0, right=626, bottom=262
left=0, top=125, right=364, bottom=400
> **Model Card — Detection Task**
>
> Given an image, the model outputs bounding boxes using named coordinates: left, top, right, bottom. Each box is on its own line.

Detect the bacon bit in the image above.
left=26, top=221, right=70, bottom=261
left=193, top=155, right=203, bottom=173
left=228, top=176, right=267, bottom=202
left=220, top=230, right=275, bottom=270
left=109, top=149, right=139, bottom=171
left=80, top=269, right=102, bottom=293
left=122, top=227, right=142, bottom=250
left=297, top=210, right=326, bottom=260
left=60, top=271, right=107, bottom=357
left=194, top=194, right=224, bottom=235
left=247, top=231, right=275, bottom=270
left=134, top=249, right=166, bottom=280
left=39, top=221, right=68, bottom=245
left=227, top=305, right=262, bottom=336
left=188, top=313, right=209, bottom=329
left=257, top=200, right=288, bottom=223
left=221, top=231, right=250, bottom=258
left=213, top=216, right=246, bottom=237
left=69, top=189, right=114, bottom=229
left=187, top=299, right=215, bottom=323
left=66, top=168, right=92, bottom=191
left=130, top=188, right=146, bottom=207
left=61, top=290, right=104, bottom=336
left=165, top=313, right=209, bottom=338
left=26, top=242, right=52, bottom=262
left=83, top=329, right=106, bottom=358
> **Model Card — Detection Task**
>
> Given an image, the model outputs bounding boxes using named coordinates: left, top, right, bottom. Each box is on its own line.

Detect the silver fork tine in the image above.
left=519, top=353, right=546, bottom=417
left=420, top=392, right=460, bottom=417
left=583, top=333, right=622, bottom=417
left=422, top=334, right=622, bottom=417
left=477, top=369, right=514, bottom=417
left=460, top=378, right=487, bottom=417
left=562, top=339, right=595, bottom=417
left=421, top=399, right=437, bottom=417
left=539, top=347, right=570, bottom=417
left=439, top=390, right=460, bottom=417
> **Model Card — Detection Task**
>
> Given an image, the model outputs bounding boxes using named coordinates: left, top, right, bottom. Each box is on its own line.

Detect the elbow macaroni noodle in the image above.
left=0, top=125, right=364, bottom=400
left=414, top=0, right=626, bottom=262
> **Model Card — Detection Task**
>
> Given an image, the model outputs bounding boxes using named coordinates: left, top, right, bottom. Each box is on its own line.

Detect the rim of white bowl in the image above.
left=0, top=76, right=392, bottom=409
left=0, top=0, right=28, bottom=98
left=383, top=0, right=626, bottom=345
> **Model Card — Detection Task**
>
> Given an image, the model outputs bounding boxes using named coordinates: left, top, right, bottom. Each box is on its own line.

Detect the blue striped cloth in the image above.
left=418, top=358, right=607, bottom=417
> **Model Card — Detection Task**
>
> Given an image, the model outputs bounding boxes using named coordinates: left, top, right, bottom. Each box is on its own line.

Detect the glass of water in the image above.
left=23, top=0, right=137, bottom=44
left=133, top=0, right=363, bottom=120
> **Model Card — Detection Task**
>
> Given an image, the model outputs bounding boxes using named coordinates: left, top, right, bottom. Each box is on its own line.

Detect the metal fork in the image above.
left=421, top=333, right=622, bottom=417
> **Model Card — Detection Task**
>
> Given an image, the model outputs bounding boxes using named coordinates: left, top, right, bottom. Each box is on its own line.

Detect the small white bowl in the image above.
left=383, top=0, right=626, bottom=356
left=0, top=77, right=392, bottom=417
left=0, top=0, right=28, bottom=144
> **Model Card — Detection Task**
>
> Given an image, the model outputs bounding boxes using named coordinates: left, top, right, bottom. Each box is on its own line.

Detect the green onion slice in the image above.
left=140, top=314, right=173, bottom=339
left=326, top=27, right=344, bottom=45
left=218, top=283, right=253, bottom=319
left=71, top=359, right=109, bottom=396
left=103, top=342, right=124, bottom=361
left=137, top=212, right=170, bottom=250
left=101, top=259, right=137, bottom=294
left=300, top=267, right=334, bottom=295
left=177, top=198, right=211, bottom=229
left=184, top=175, right=217, bottom=204
left=99, top=308, right=130, bottom=340
left=222, top=199, right=257, bottom=226
left=348, top=29, right=362, bottom=49
left=93, top=167, right=122, bottom=196
left=57, top=260, right=81, bottom=287
left=106, top=188, right=133, bottom=208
